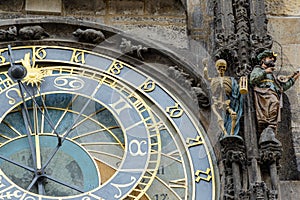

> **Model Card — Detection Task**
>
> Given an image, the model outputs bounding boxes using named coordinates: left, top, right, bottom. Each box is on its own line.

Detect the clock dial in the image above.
left=0, top=46, right=216, bottom=200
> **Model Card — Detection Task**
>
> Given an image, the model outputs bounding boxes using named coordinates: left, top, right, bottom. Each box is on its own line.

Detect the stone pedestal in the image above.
left=259, top=127, right=283, bottom=200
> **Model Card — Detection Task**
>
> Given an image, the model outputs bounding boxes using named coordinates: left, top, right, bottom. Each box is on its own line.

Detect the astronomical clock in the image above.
left=0, top=45, right=217, bottom=199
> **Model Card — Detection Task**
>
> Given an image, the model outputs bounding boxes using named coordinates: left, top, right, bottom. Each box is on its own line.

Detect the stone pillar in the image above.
left=221, top=136, right=246, bottom=199
left=259, top=127, right=282, bottom=200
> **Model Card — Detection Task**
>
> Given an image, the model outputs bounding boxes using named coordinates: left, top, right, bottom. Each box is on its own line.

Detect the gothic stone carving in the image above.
left=73, top=28, right=106, bottom=44
left=221, top=136, right=246, bottom=200
left=119, top=38, right=148, bottom=60
left=167, top=65, right=210, bottom=108
left=0, top=25, right=49, bottom=41
left=251, top=181, right=267, bottom=200
left=0, top=26, right=17, bottom=41
left=19, top=25, right=49, bottom=40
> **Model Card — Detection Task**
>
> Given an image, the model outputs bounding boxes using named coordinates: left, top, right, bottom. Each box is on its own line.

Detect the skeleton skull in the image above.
left=215, top=59, right=227, bottom=76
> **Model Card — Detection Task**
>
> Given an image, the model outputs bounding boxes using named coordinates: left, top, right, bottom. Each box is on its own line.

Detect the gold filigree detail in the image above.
left=21, top=53, right=44, bottom=87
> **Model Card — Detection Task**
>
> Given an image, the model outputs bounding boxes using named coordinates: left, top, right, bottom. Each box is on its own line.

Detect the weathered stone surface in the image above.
left=26, top=0, right=62, bottom=13
left=0, top=0, right=23, bottom=12
left=268, top=18, right=300, bottom=44
left=280, top=181, right=300, bottom=199
left=64, top=0, right=106, bottom=15
left=268, top=15, right=300, bottom=177
left=113, top=23, right=188, bottom=49
left=265, top=0, right=300, bottom=16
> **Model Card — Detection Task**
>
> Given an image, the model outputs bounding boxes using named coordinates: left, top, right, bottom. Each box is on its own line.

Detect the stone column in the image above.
left=221, top=136, right=246, bottom=199
left=259, top=127, right=282, bottom=200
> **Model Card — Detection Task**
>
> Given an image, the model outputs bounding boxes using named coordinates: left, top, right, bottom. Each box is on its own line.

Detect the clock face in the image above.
left=0, top=46, right=216, bottom=200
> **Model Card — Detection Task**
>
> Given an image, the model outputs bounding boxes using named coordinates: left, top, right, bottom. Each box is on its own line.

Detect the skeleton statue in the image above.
left=204, top=59, right=243, bottom=136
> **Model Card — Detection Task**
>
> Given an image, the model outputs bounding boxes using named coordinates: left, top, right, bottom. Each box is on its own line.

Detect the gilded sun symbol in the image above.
left=21, top=53, right=45, bottom=87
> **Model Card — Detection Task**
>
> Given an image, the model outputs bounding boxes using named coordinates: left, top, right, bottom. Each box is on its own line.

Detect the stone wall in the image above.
left=265, top=0, right=300, bottom=16
left=0, top=0, right=188, bottom=49
left=266, top=0, right=300, bottom=197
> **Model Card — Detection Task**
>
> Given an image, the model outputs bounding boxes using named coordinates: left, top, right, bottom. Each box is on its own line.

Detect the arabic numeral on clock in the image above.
left=108, top=61, right=124, bottom=75
left=186, top=135, right=204, bottom=148
left=195, top=168, right=212, bottom=183
left=33, top=47, right=47, bottom=60
left=141, top=80, right=156, bottom=92
left=154, top=194, right=168, bottom=200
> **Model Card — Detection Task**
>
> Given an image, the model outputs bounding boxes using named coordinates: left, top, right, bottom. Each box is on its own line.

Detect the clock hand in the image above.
left=18, top=82, right=48, bottom=195
left=7, top=45, right=61, bottom=146
left=20, top=101, right=37, bottom=170
left=41, top=96, right=94, bottom=171
left=27, top=173, right=84, bottom=193
left=0, top=154, right=35, bottom=172
left=8, top=45, right=38, bottom=174
left=20, top=82, right=62, bottom=146
left=44, top=174, right=84, bottom=193
left=33, top=102, right=42, bottom=170
left=8, top=45, right=47, bottom=194
left=32, top=100, right=46, bottom=194
left=37, top=180, right=45, bottom=195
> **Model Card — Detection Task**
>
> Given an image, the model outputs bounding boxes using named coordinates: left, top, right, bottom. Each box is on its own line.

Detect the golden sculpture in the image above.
left=21, top=53, right=45, bottom=86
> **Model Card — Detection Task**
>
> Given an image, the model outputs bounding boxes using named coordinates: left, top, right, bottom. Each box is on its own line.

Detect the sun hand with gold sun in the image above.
left=21, top=52, right=45, bottom=87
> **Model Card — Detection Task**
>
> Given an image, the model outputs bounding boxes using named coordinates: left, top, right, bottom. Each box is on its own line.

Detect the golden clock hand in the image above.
left=8, top=45, right=60, bottom=146
left=8, top=46, right=47, bottom=194
left=33, top=102, right=42, bottom=170
left=20, top=82, right=62, bottom=146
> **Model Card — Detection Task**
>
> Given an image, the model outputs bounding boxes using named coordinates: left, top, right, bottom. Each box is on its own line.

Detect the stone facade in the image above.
left=267, top=0, right=300, bottom=177
left=266, top=0, right=300, bottom=198
left=265, top=0, right=300, bottom=16
left=0, top=0, right=299, bottom=199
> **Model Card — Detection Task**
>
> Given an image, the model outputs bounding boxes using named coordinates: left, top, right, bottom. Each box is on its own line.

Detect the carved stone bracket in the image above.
left=73, top=28, right=106, bottom=44
left=0, top=25, right=49, bottom=41
left=259, top=127, right=283, bottom=166
left=259, top=144, right=282, bottom=166
left=251, top=181, right=267, bottom=200
left=0, top=26, right=17, bottom=41
left=221, top=136, right=246, bottom=163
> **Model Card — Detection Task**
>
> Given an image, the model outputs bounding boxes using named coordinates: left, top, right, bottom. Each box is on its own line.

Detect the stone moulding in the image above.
left=0, top=17, right=211, bottom=121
